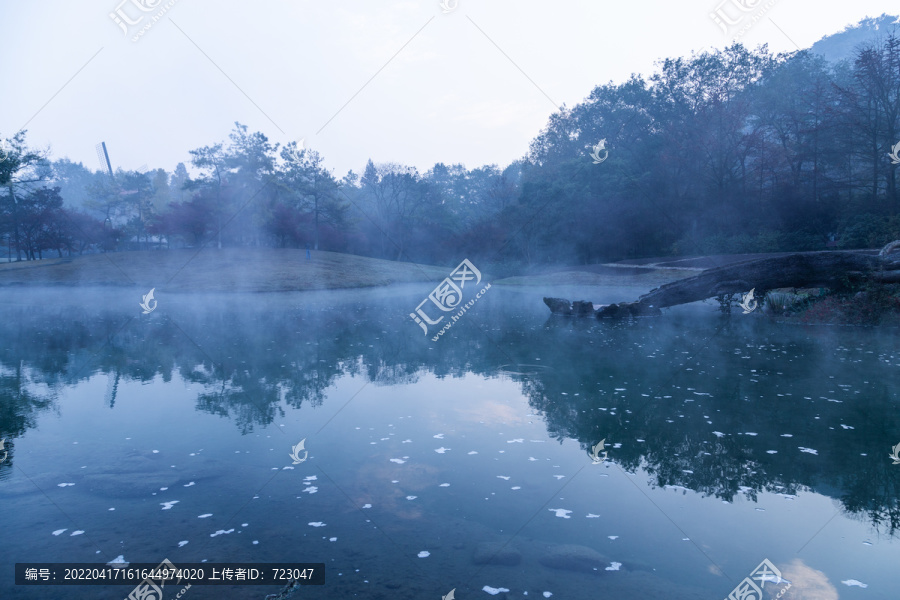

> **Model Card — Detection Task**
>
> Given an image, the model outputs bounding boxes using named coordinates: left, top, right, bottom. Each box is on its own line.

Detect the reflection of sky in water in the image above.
left=0, top=286, right=898, bottom=599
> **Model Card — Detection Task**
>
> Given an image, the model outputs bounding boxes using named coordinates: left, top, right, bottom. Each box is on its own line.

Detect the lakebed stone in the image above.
left=473, top=542, right=522, bottom=566
left=538, top=544, right=612, bottom=573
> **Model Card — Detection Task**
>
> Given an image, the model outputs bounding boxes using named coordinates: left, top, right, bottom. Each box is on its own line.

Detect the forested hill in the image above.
left=810, top=13, right=900, bottom=63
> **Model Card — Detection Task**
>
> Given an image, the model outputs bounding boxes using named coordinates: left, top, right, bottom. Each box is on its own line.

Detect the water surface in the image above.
left=1, top=286, right=898, bottom=599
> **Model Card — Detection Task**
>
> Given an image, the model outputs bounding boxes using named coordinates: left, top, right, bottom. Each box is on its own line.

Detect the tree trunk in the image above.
left=7, top=183, right=22, bottom=261
left=545, top=246, right=900, bottom=319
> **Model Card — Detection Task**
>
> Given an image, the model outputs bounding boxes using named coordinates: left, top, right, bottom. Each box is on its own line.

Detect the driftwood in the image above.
left=545, top=243, right=900, bottom=319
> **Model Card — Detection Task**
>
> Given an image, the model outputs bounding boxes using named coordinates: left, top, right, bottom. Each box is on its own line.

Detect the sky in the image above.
left=0, top=1, right=897, bottom=178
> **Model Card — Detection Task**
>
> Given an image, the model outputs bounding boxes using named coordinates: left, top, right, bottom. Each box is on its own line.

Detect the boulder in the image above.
left=543, top=297, right=574, bottom=316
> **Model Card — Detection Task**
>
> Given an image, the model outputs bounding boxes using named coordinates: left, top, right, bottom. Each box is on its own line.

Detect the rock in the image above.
left=596, top=303, right=630, bottom=319
left=596, top=301, right=660, bottom=319
left=544, top=297, right=573, bottom=316
left=473, top=542, right=522, bottom=566
left=572, top=300, right=595, bottom=317
left=539, top=544, right=610, bottom=573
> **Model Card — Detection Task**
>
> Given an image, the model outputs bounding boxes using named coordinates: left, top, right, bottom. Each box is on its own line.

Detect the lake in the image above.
left=1, top=285, right=898, bottom=599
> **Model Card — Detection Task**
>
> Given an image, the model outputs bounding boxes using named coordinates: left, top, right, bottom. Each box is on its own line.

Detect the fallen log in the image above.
left=545, top=243, right=900, bottom=319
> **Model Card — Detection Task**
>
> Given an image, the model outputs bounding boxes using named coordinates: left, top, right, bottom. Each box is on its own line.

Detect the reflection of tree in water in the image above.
left=521, top=316, right=900, bottom=535
left=0, top=360, right=58, bottom=480
left=1, top=295, right=898, bottom=531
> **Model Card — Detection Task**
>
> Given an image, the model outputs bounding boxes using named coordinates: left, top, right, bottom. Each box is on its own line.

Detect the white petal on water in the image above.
left=543, top=592, right=552, bottom=598
left=766, top=450, right=778, bottom=454
left=840, top=424, right=854, bottom=429
left=417, top=551, right=430, bottom=558
left=712, top=431, right=725, bottom=438
left=586, top=514, right=600, bottom=518
left=362, top=504, right=372, bottom=508
left=841, top=580, right=868, bottom=588
left=439, top=483, right=450, bottom=487
left=406, top=496, right=417, bottom=500
left=71, top=531, right=84, bottom=536
left=483, top=586, right=510, bottom=595
left=528, top=457, right=538, bottom=461
left=390, top=458, right=406, bottom=464
left=744, top=432, right=757, bottom=436
left=433, top=434, right=445, bottom=439
left=435, top=447, right=450, bottom=454
left=507, top=439, right=524, bottom=443
left=608, top=536, right=618, bottom=540
left=184, top=482, right=195, bottom=487
left=308, top=522, right=326, bottom=527
left=553, top=475, right=565, bottom=480
left=606, top=562, right=622, bottom=571
left=198, top=514, right=213, bottom=518
left=178, top=541, right=189, bottom=547
left=52, top=529, right=67, bottom=536
left=160, top=501, right=179, bottom=510
left=329, top=537, right=337, bottom=542
left=107, top=555, right=128, bottom=567
left=548, top=509, right=572, bottom=519
left=780, top=434, right=793, bottom=437
left=402, top=439, right=412, bottom=443
left=210, top=529, right=234, bottom=537
left=57, top=483, right=75, bottom=487
left=468, top=451, right=478, bottom=455
left=304, top=475, right=317, bottom=481
left=497, top=476, right=510, bottom=480
left=798, top=447, right=818, bottom=455
left=511, top=486, right=521, bottom=490
left=303, top=486, right=318, bottom=494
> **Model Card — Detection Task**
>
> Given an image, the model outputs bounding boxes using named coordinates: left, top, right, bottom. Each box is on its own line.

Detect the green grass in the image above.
left=0, top=249, right=452, bottom=292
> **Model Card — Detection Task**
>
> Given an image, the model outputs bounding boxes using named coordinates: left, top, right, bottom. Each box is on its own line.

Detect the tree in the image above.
left=278, top=142, right=345, bottom=251
left=187, top=142, right=227, bottom=249
left=0, top=130, right=51, bottom=261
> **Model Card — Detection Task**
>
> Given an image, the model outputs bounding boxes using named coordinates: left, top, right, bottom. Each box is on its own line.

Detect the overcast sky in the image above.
left=1, top=1, right=896, bottom=177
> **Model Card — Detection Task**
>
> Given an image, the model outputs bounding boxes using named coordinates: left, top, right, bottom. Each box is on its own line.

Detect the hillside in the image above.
left=809, top=13, right=900, bottom=63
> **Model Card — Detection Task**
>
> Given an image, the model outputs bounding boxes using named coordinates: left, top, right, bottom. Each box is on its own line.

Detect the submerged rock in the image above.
left=473, top=542, right=522, bottom=566
left=539, top=544, right=611, bottom=573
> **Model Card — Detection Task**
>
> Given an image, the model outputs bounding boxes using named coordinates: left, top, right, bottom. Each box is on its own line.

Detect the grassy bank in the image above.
left=0, top=249, right=450, bottom=292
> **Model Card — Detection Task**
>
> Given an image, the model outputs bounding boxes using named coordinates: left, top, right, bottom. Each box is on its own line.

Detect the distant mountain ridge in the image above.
left=809, top=13, right=900, bottom=63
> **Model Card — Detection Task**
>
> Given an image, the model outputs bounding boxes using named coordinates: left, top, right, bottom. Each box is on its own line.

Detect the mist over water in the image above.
left=1, top=286, right=898, bottom=599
